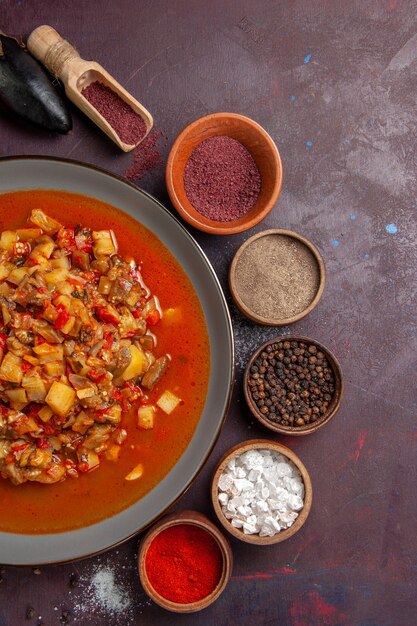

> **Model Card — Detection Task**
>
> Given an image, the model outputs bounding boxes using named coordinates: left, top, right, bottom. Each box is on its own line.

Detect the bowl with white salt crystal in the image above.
left=211, top=439, right=312, bottom=545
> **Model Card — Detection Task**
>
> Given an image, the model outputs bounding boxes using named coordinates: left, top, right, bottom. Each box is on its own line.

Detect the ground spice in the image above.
left=184, top=136, right=261, bottom=221
left=234, top=234, right=320, bottom=320
left=82, top=81, right=147, bottom=145
left=145, top=523, right=223, bottom=604
left=247, top=340, right=336, bottom=427
left=124, top=130, right=163, bottom=181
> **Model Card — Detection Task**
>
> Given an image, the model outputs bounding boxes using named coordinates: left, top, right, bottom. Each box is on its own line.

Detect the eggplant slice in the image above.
left=0, top=33, right=72, bottom=133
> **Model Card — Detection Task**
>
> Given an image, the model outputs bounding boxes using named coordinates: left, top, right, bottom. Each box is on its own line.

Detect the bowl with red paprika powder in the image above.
left=166, top=112, right=282, bottom=234
left=138, top=510, right=233, bottom=612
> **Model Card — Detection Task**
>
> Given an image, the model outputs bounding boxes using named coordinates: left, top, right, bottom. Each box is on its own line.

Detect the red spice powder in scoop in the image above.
left=184, top=136, right=261, bottom=222
left=145, top=523, right=223, bottom=604
left=82, top=81, right=147, bottom=146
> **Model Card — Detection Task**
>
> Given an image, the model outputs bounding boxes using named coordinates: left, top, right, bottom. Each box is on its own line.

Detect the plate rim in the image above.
left=0, top=155, right=234, bottom=566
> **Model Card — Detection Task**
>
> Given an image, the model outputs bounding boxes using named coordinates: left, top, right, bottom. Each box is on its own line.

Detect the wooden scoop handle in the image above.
left=27, top=25, right=81, bottom=79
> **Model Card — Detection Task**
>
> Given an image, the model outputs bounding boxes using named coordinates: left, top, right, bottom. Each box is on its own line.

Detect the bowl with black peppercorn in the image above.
left=244, top=337, right=343, bottom=435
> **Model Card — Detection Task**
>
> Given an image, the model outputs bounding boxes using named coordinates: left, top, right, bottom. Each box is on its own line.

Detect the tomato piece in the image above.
left=146, top=309, right=160, bottom=326
left=0, top=332, right=8, bottom=350
left=75, top=231, right=93, bottom=253
left=54, top=309, right=71, bottom=330
left=21, top=361, right=33, bottom=372
left=95, top=306, right=119, bottom=325
left=82, top=270, right=100, bottom=283
left=11, top=443, right=29, bottom=452
left=111, top=389, right=123, bottom=403
left=41, top=421, right=58, bottom=436
left=122, top=381, right=142, bottom=403
left=103, top=332, right=114, bottom=350
left=26, top=403, right=43, bottom=418
left=57, top=228, right=76, bottom=253
left=12, top=241, right=31, bottom=257
left=129, top=268, right=143, bottom=284
left=37, top=439, right=50, bottom=449
left=72, top=250, right=90, bottom=271
left=87, top=368, right=106, bottom=383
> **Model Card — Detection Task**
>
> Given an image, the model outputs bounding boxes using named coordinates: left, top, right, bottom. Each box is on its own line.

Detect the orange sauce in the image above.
left=0, top=190, right=210, bottom=534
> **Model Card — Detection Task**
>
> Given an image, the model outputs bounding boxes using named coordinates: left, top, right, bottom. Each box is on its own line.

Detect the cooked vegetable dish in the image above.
left=0, top=208, right=176, bottom=485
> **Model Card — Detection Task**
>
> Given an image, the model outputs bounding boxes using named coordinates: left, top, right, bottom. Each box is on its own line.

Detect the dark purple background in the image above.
left=1, top=1, right=416, bottom=624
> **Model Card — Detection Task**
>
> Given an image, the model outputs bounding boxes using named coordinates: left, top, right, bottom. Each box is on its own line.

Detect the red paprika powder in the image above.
left=145, top=523, right=223, bottom=604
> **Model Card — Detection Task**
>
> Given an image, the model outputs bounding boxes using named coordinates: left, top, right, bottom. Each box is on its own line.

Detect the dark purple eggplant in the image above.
left=0, top=33, right=72, bottom=133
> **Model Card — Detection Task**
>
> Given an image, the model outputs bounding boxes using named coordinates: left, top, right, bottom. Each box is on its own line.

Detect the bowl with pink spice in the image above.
left=166, top=113, right=283, bottom=235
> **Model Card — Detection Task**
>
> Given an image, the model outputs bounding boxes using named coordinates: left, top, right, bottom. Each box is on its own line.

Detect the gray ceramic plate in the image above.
left=0, top=157, right=234, bottom=565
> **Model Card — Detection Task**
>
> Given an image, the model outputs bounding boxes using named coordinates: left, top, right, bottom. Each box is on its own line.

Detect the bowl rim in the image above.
left=211, top=439, right=312, bottom=545
left=229, top=229, right=326, bottom=325
left=166, top=112, right=283, bottom=235
left=0, top=155, right=234, bottom=566
left=138, top=509, right=233, bottom=612
left=244, top=336, right=343, bottom=435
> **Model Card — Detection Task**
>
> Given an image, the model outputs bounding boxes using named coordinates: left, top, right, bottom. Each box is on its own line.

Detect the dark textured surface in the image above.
left=1, top=1, right=416, bottom=624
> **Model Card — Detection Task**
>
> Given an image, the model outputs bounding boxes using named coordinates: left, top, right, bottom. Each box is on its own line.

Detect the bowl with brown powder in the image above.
left=229, top=229, right=325, bottom=325
left=166, top=113, right=282, bottom=235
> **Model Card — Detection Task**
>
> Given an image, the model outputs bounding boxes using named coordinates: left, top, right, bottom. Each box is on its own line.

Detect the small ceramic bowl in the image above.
left=229, top=229, right=325, bottom=326
left=138, top=510, right=233, bottom=613
left=244, top=336, right=343, bottom=436
left=211, top=439, right=312, bottom=545
left=166, top=112, right=282, bottom=235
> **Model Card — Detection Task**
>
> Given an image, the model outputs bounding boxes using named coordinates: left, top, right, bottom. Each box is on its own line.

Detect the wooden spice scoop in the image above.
left=27, top=25, right=153, bottom=152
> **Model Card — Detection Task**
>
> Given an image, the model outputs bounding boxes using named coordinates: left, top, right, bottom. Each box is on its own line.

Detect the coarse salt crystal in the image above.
left=276, top=462, right=292, bottom=477
left=234, top=478, right=253, bottom=492
left=218, top=474, right=233, bottom=491
left=218, top=492, right=229, bottom=506
left=254, top=500, right=269, bottom=514
left=248, top=468, right=261, bottom=482
left=240, top=450, right=265, bottom=469
left=227, top=457, right=236, bottom=472
left=217, top=448, right=305, bottom=538
left=231, top=518, right=244, bottom=528
left=243, top=522, right=258, bottom=534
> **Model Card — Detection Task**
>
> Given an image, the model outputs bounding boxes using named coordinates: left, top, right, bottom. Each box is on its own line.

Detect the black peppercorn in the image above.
left=247, top=340, right=336, bottom=428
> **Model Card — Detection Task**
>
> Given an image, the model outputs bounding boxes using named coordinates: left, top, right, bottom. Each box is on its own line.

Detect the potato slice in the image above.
left=156, top=390, right=181, bottom=415
left=0, top=352, right=23, bottom=384
left=121, top=345, right=146, bottom=381
left=0, top=230, right=18, bottom=251
left=5, top=387, right=27, bottom=409
left=45, top=381, right=76, bottom=417
left=44, top=269, right=69, bottom=284
left=38, top=406, right=54, bottom=423
left=138, top=405, right=155, bottom=430
left=22, top=371, right=47, bottom=402
left=0, top=263, right=14, bottom=281
left=92, top=230, right=117, bottom=256
left=125, top=463, right=144, bottom=481
left=29, top=209, right=63, bottom=234
left=7, top=267, right=30, bottom=285
left=105, top=444, right=121, bottom=462
left=16, top=227, right=43, bottom=241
